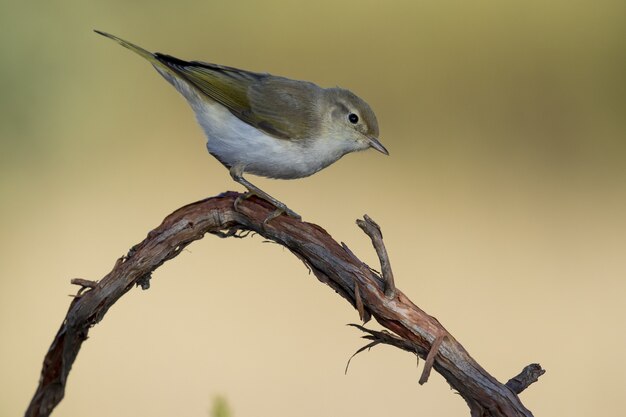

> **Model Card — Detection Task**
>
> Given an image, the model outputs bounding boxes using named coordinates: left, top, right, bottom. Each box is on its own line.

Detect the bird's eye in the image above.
left=348, top=113, right=359, bottom=124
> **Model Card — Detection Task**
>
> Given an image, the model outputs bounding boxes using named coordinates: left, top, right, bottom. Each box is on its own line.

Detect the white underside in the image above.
left=157, top=67, right=363, bottom=179
left=197, top=101, right=352, bottom=179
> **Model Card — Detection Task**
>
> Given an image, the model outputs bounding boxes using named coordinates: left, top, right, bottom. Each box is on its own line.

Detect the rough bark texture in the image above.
left=25, top=192, right=542, bottom=417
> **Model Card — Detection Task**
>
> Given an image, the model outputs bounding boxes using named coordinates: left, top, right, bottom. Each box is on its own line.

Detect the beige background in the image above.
left=1, top=1, right=625, bottom=416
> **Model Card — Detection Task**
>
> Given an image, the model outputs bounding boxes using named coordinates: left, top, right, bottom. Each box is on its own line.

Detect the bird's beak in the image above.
left=367, top=137, right=389, bottom=155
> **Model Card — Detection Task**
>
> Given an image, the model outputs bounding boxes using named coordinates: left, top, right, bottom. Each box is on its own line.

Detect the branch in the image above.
left=25, top=192, right=543, bottom=417
left=506, top=364, right=546, bottom=394
left=356, top=215, right=396, bottom=298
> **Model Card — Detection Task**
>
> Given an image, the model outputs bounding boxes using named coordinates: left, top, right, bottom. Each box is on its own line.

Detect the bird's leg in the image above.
left=229, top=165, right=301, bottom=221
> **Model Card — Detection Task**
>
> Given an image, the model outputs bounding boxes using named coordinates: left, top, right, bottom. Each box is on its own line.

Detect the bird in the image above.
left=95, top=30, right=388, bottom=221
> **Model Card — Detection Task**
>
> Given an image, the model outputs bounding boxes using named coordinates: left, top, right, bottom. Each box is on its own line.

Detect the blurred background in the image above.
left=1, top=0, right=625, bottom=416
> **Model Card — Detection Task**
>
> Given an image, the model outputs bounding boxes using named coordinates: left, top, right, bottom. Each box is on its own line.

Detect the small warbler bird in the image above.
left=95, top=31, right=388, bottom=220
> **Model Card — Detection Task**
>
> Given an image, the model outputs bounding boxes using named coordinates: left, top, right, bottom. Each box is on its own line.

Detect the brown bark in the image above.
left=25, top=192, right=542, bottom=417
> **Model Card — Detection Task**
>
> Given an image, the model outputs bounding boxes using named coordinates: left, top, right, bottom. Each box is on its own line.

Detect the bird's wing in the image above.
left=247, top=77, right=322, bottom=140
left=155, top=54, right=320, bottom=140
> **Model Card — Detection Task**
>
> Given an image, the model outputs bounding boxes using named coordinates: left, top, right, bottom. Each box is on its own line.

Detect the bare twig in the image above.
left=70, top=278, right=98, bottom=288
left=347, top=324, right=421, bottom=355
left=506, top=364, right=546, bottom=394
left=25, top=192, right=540, bottom=417
left=356, top=214, right=396, bottom=298
left=69, top=278, right=98, bottom=297
left=344, top=340, right=381, bottom=375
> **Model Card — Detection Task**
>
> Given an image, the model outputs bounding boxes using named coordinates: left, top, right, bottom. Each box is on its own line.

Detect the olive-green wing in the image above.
left=155, top=54, right=321, bottom=140
left=247, top=77, right=322, bottom=140
left=155, top=54, right=260, bottom=120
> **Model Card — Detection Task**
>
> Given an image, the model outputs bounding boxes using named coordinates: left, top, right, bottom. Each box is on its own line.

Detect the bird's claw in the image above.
left=233, top=192, right=253, bottom=213
left=278, top=205, right=301, bottom=221
left=262, top=208, right=284, bottom=227
left=262, top=205, right=301, bottom=227
left=233, top=191, right=301, bottom=225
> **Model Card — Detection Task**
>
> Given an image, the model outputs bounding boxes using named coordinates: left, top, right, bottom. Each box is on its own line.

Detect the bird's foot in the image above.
left=233, top=191, right=301, bottom=224
left=262, top=208, right=284, bottom=227
left=233, top=191, right=253, bottom=213
left=271, top=203, right=301, bottom=221
left=261, top=205, right=301, bottom=228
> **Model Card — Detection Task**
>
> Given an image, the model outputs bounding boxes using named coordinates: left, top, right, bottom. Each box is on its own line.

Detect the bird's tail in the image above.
left=94, top=30, right=157, bottom=61
left=94, top=30, right=187, bottom=84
